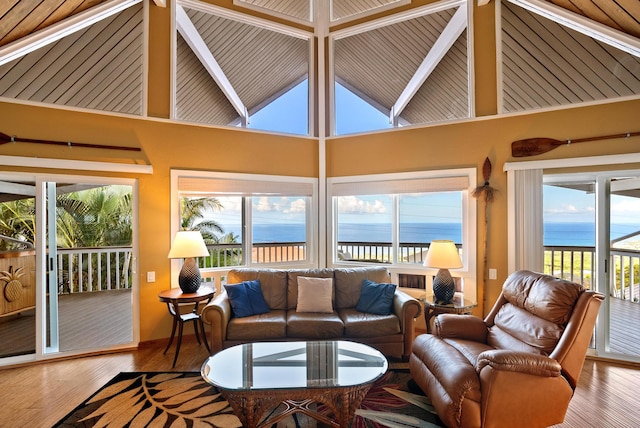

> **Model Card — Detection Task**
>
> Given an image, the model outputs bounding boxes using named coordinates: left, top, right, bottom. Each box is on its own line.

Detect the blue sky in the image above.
left=247, top=80, right=640, bottom=227
left=249, top=80, right=392, bottom=136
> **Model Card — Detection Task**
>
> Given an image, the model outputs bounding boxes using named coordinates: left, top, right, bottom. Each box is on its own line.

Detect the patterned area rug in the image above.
left=54, top=370, right=445, bottom=427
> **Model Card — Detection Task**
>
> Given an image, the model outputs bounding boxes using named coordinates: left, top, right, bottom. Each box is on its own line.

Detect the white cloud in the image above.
left=338, top=196, right=387, bottom=214
left=611, top=198, right=640, bottom=223
left=544, top=203, right=593, bottom=215
left=285, top=198, right=306, bottom=213
left=254, top=196, right=272, bottom=212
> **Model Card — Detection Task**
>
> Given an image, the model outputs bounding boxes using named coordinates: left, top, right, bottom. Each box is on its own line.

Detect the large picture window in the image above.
left=171, top=171, right=317, bottom=279
left=330, top=171, right=472, bottom=265
left=328, top=169, right=476, bottom=301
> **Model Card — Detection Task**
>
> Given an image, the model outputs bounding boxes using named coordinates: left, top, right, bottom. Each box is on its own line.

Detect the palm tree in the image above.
left=180, top=197, right=226, bottom=243
left=0, top=198, right=36, bottom=251
left=56, top=186, right=132, bottom=248
left=55, top=185, right=133, bottom=291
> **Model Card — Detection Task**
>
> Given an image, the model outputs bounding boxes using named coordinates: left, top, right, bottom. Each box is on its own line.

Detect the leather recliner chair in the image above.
left=409, top=270, right=604, bottom=428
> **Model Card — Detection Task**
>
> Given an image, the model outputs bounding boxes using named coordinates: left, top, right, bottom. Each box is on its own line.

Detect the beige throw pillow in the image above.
left=296, top=277, right=333, bottom=313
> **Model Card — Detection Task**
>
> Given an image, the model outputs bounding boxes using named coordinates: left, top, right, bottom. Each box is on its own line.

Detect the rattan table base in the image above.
left=220, top=382, right=373, bottom=428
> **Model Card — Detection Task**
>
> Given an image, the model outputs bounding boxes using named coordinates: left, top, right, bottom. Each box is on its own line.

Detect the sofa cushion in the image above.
left=334, top=267, right=391, bottom=309
left=228, top=269, right=288, bottom=310
left=356, top=279, right=396, bottom=315
left=287, top=269, right=335, bottom=309
left=224, top=280, right=270, bottom=318
left=226, top=309, right=287, bottom=340
left=340, top=308, right=400, bottom=337
left=296, top=277, right=334, bottom=313
left=286, top=310, right=344, bottom=338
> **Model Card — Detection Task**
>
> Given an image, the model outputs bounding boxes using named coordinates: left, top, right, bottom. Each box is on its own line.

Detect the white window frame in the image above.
left=170, top=169, right=319, bottom=286
left=327, top=168, right=477, bottom=302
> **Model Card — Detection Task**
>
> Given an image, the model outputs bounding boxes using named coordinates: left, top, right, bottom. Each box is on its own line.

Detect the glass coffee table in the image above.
left=201, top=340, right=388, bottom=428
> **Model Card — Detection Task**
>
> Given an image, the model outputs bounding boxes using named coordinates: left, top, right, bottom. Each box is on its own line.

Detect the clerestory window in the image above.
left=173, top=0, right=311, bottom=136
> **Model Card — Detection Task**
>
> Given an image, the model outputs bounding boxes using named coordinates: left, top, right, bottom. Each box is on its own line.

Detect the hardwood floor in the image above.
left=0, top=336, right=638, bottom=427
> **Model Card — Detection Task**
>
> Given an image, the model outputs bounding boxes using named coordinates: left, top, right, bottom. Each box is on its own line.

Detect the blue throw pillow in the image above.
left=224, top=280, right=270, bottom=318
left=356, top=279, right=397, bottom=315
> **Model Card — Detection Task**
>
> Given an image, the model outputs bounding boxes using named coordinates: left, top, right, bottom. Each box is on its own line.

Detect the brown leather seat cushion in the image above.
left=286, top=311, right=344, bottom=338
left=340, top=308, right=400, bottom=337
left=226, top=309, right=287, bottom=340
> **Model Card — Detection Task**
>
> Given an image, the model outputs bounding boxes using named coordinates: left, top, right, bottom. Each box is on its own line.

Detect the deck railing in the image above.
left=544, top=245, right=639, bottom=302
left=56, top=247, right=132, bottom=293
left=337, top=242, right=458, bottom=264
left=51, top=243, right=640, bottom=303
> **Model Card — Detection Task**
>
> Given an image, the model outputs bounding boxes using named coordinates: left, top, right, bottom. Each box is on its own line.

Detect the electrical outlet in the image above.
left=489, top=269, right=497, bottom=280
left=147, top=271, right=156, bottom=282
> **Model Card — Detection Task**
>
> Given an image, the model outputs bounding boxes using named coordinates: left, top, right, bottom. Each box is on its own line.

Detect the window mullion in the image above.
left=392, top=194, right=399, bottom=264
left=243, top=197, right=251, bottom=266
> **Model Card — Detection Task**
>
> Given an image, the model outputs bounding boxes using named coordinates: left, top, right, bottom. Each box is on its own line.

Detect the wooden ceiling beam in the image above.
left=176, top=5, right=248, bottom=125
left=0, top=0, right=141, bottom=67
left=508, top=0, right=640, bottom=57
left=389, top=3, right=467, bottom=125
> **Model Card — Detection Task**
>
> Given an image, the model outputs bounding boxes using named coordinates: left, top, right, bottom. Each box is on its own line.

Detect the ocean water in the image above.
left=221, top=222, right=640, bottom=246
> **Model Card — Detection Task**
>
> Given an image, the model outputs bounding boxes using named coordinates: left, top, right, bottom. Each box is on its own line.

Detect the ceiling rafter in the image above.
left=389, top=2, right=467, bottom=125
left=176, top=5, right=249, bottom=125
left=508, top=0, right=640, bottom=57
left=0, top=0, right=141, bottom=67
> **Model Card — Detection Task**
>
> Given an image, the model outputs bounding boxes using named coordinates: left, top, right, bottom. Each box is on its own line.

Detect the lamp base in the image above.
left=178, top=258, right=201, bottom=294
left=433, top=269, right=455, bottom=304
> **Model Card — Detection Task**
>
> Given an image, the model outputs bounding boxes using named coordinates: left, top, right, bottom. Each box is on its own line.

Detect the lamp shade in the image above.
left=168, top=231, right=209, bottom=259
left=423, top=240, right=463, bottom=269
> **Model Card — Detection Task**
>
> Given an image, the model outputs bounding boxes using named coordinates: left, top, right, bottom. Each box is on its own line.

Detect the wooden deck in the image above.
left=1, top=291, right=639, bottom=360
left=609, top=296, right=640, bottom=357
left=0, top=289, right=132, bottom=358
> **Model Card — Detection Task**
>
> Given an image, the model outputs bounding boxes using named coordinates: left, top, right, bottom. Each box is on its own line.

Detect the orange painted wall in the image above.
left=0, top=101, right=316, bottom=341
left=0, top=0, right=639, bottom=343
left=326, top=98, right=640, bottom=310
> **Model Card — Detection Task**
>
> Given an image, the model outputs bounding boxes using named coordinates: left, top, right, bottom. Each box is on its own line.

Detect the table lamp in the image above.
left=168, top=230, right=209, bottom=293
left=424, top=240, right=463, bottom=304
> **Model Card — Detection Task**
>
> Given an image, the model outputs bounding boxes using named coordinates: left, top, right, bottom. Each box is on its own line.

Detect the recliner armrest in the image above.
left=476, top=349, right=562, bottom=377
left=435, top=314, right=488, bottom=342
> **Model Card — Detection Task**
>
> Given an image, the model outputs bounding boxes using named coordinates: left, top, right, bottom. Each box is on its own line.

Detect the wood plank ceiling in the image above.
left=0, top=0, right=638, bottom=127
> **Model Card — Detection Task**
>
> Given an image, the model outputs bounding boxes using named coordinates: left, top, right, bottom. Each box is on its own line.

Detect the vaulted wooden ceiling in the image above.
left=1, top=1, right=638, bottom=49
left=0, top=0, right=638, bottom=128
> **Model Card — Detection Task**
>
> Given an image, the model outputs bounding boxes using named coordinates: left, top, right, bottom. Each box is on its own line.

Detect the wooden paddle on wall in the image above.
left=0, top=132, right=142, bottom=152
left=511, top=131, right=640, bottom=157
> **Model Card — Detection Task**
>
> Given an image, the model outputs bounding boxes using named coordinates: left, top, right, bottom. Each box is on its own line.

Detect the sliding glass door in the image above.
left=544, top=171, right=640, bottom=362
left=0, top=176, right=37, bottom=359
left=0, top=173, right=137, bottom=365
left=603, top=176, right=640, bottom=359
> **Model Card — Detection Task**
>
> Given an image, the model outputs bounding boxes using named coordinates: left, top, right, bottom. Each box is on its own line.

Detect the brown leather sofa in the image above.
left=409, top=270, right=603, bottom=428
left=201, top=267, right=422, bottom=360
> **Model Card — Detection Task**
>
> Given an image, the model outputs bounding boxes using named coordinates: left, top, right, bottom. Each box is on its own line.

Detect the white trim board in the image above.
left=504, top=153, right=640, bottom=172
left=0, top=156, right=153, bottom=174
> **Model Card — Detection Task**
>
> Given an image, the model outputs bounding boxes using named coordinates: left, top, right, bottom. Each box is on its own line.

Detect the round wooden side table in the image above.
left=422, top=294, right=477, bottom=333
left=158, top=286, right=215, bottom=367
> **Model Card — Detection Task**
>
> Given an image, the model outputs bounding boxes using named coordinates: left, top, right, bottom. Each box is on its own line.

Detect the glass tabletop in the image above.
left=422, top=293, right=477, bottom=309
left=201, top=340, right=388, bottom=391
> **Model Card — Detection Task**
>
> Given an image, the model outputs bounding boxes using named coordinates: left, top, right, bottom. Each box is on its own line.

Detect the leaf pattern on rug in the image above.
left=56, top=371, right=444, bottom=428
left=383, top=387, right=437, bottom=414
left=355, top=409, right=441, bottom=428
left=82, top=373, right=241, bottom=428
left=351, top=371, right=441, bottom=428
